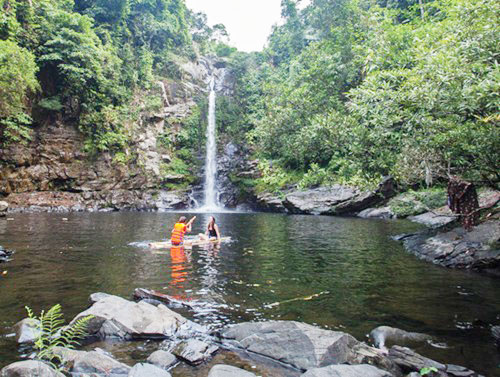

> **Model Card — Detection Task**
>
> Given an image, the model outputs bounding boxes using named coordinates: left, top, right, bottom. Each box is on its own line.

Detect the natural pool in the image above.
left=0, top=212, right=499, bottom=375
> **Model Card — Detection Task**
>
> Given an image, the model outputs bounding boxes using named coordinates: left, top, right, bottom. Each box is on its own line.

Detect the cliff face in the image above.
left=0, top=57, right=233, bottom=212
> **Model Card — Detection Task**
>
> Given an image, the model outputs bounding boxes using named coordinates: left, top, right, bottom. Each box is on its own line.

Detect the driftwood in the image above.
left=133, top=288, right=174, bottom=305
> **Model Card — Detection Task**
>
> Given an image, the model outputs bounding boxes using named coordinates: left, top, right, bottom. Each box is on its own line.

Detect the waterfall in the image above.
left=202, top=78, right=219, bottom=210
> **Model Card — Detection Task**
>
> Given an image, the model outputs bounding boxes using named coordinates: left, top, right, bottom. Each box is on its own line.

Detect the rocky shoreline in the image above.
left=2, top=291, right=488, bottom=377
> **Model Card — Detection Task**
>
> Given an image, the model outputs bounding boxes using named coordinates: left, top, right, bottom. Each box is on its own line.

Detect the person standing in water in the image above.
left=171, top=216, right=196, bottom=246
left=198, top=216, right=221, bottom=242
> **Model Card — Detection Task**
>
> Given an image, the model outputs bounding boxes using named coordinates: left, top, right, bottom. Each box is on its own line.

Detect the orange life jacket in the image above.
left=171, top=222, right=187, bottom=244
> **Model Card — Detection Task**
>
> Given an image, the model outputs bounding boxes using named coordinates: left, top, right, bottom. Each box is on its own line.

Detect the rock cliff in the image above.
left=0, top=57, right=233, bottom=212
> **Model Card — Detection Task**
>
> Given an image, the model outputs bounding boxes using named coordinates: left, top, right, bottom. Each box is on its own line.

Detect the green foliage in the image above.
left=0, top=39, right=38, bottom=144
left=388, top=187, right=447, bottom=217
left=420, top=366, right=438, bottom=376
left=26, top=304, right=93, bottom=369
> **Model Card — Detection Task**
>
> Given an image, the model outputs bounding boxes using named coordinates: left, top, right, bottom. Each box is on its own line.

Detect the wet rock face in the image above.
left=70, top=294, right=196, bottom=340
left=208, top=364, right=257, bottom=377
left=219, top=321, right=359, bottom=371
left=300, top=364, right=393, bottom=377
left=402, top=220, right=500, bottom=270
left=0, top=360, right=64, bottom=377
left=369, top=326, right=433, bottom=350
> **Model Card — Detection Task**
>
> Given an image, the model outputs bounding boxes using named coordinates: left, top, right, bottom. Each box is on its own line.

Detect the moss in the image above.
left=389, top=187, right=447, bottom=218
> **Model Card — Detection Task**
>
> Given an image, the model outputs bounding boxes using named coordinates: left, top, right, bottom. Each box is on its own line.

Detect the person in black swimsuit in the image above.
left=198, top=216, right=221, bottom=242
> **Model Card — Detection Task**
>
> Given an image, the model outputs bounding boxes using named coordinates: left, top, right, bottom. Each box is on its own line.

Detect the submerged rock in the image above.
left=492, top=326, right=500, bottom=343
left=172, top=338, right=219, bottom=365
left=369, top=326, right=432, bottom=350
left=70, top=293, right=194, bottom=340
left=146, top=350, right=177, bottom=370
left=13, top=318, right=41, bottom=344
left=402, top=220, right=500, bottom=270
left=207, top=364, right=257, bottom=377
left=0, top=360, right=64, bottom=377
left=300, top=364, right=393, bottom=377
left=129, top=363, right=171, bottom=377
left=219, top=321, right=358, bottom=371
left=53, top=347, right=131, bottom=376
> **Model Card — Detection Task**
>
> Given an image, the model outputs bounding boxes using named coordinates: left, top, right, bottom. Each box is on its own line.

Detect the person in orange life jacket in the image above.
left=170, top=216, right=196, bottom=246
left=198, top=216, right=221, bottom=242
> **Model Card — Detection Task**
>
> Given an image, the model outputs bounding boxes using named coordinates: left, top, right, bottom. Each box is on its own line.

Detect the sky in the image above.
left=184, top=0, right=283, bottom=52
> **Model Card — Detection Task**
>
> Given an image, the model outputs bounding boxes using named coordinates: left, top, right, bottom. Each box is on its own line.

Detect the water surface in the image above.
left=0, top=212, right=499, bottom=375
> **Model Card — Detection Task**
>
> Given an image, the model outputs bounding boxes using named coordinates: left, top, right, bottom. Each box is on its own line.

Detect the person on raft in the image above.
left=170, top=216, right=196, bottom=246
left=198, top=216, right=221, bottom=242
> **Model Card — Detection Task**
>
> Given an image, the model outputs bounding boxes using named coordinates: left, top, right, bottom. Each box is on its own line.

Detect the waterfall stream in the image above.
left=201, top=78, right=219, bottom=210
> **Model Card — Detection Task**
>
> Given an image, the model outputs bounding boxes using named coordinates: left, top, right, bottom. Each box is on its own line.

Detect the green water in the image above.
left=0, top=212, right=499, bottom=375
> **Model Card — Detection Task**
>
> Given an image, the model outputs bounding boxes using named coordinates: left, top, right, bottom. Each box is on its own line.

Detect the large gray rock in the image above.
left=402, top=220, right=500, bottom=270
left=369, top=326, right=432, bottom=350
left=358, top=207, right=394, bottom=219
left=256, top=193, right=287, bottom=213
left=0, top=360, right=64, bottom=377
left=208, top=364, right=257, bottom=377
left=70, top=294, right=191, bottom=340
left=388, top=346, right=480, bottom=376
left=284, top=186, right=359, bottom=215
left=220, top=321, right=358, bottom=371
left=89, top=292, right=113, bottom=304
left=348, top=343, right=402, bottom=376
left=53, top=347, right=131, bottom=376
left=301, top=364, right=393, bottom=377
left=13, top=318, right=41, bottom=344
left=408, top=211, right=455, bottom=228
left=172, top=339, right=218, bottom=365
left=146, top=350, right=177, bottom=370
left=129, top=363, right=171, bottom=377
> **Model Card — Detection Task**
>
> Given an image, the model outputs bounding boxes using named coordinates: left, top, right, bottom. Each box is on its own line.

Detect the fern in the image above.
left=24, top=304, right=93, bottom=369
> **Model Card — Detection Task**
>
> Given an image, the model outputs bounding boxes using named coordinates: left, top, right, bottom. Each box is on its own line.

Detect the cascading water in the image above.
left=201, top=78, right=219, bottom=210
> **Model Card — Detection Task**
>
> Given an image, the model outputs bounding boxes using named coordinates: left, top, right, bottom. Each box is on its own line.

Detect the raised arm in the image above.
left=186, top=216, right=196, bottom=232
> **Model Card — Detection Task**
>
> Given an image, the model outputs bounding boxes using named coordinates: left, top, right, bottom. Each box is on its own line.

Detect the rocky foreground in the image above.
left=2, top=291, right=488, bottom=377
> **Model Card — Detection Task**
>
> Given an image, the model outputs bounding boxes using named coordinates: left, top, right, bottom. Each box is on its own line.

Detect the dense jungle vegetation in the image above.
left=221, top=0, right=499, bottom=192
left=1, top=0, right=498, bottom=192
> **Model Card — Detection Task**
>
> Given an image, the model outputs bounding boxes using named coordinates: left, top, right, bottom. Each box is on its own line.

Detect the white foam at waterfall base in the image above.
left=199, top=78, right=221, bottom=212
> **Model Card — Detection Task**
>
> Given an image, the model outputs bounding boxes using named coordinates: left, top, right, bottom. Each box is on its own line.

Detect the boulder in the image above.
left=358, top=207, right=394, bottom=219
left=220, top=321, right=358, bottom=371
left=129, top=363, right=171, bottom=377
left=172, top=338, right=218, bottom=365
left=283, top=186, right=359, bottom=215
left=0, top=201, right=8, bottom=217
left=408, top=211, right=456, bottom=228
left=388, top=346, right=479, bottom=376
left=256, top=193, right=287, bottom=213
left=146, top=350, right=177, bottom=370
left=0, top=360, right=64, bottom=377
left=53, top=347, right=130, bottom=376
left=70, top=294, right=192, bottom=340
left=300, top=364, right=393, bottom=377
left=401, top=220, right=500, bottom=270
left=369, top=326, right=432, bottom=350
left=13, top=318, right=41, bottom=344
left=208, top=364, right=257, bottom=377
left=347, top=343, right=402, bottom=376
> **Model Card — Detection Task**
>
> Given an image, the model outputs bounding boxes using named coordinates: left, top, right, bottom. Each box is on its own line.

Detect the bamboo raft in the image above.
left=148, top=237, right=231, bottom=249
